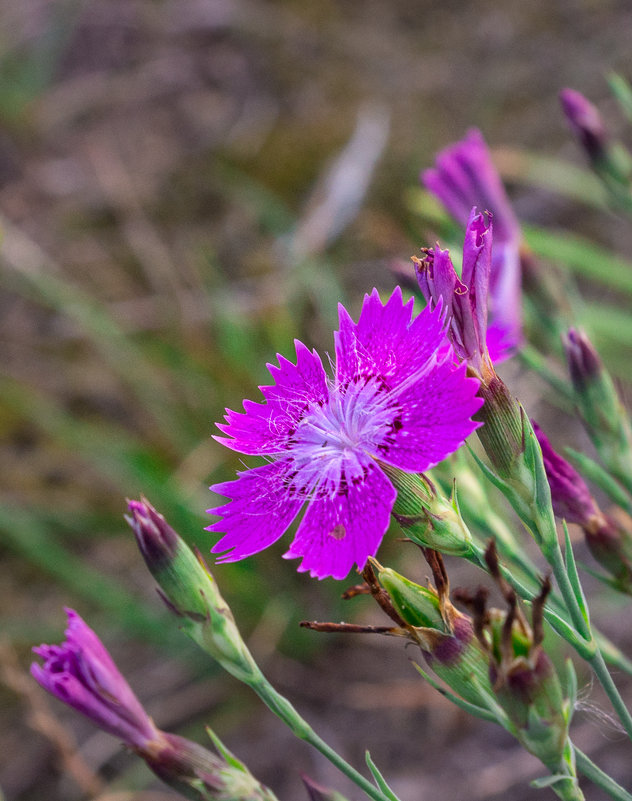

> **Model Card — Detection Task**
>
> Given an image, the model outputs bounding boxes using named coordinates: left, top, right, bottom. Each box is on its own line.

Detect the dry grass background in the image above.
left=2, top=1, right=632, bottom=800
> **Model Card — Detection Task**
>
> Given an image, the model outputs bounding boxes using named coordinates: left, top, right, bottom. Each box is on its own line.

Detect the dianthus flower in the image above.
left=422, top=129, right=523, bottom=361
left=32, top=609, right=278, bottom=800
left=208, top=288, right=482, bottom=580
left=31, top=608, right=160, bottom=749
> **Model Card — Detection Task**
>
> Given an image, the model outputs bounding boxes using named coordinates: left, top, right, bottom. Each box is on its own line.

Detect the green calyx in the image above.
left=377, top=568, right=449, bottom=632
left=382, top=465, right=474, bottom=557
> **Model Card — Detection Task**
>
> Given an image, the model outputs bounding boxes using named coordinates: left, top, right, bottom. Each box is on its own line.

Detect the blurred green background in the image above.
left=1, top=1, right=632, bottom=800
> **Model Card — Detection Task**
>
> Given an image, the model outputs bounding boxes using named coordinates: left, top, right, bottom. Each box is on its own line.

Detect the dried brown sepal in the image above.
left=362, top=561, right=409, bottom=627
left=341, top=582, right=371, bottom=600
left=453, top=586, right=490, bottom=652
left=299, top=621, right=404, bottom=637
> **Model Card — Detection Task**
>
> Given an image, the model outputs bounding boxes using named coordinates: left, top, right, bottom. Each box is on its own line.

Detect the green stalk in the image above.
left=244, top=668, right=400, bottom=801
left=546, top=542, right=632, bottom=741
left=575, top=748, right=632, bottom=801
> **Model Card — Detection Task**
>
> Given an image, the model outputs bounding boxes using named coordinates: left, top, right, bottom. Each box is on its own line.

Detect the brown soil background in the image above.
left=2, top=2, right=632, bottom=800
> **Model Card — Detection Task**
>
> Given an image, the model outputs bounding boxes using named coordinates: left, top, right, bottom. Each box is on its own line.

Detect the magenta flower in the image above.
left=208, top=288, right=482, bottom=580
left=422, top=129, right=522, bottom=361
left=31, top=608, right=159, bottom=749
left=415, top=208, right=495, bottom=378
left=32, top=610, right=279, bottom=799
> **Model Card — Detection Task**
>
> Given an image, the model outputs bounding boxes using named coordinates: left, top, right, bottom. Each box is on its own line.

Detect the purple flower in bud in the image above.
left=31, top=609, right=160, bottom=750
left=564, top=328, right=632, bottom=490
left=422, top=129, right=522, bottom=360
left=559, top=88, right=608, bottom=165
left=414, top=208, right=497, bottom=374
left=533, top=422, right=632, bottom=593
left=564, top=327, right=602, bottom=393
left=532, top=421, right=599, bottom=526
left=32, top=610, right=278, bottom=800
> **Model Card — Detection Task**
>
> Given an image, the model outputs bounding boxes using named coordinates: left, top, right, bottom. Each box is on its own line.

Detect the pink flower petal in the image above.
left=215, top=341, right=327, bottom=455
left=373, top=361, right=482, bottom=472
left=208, top=462, right=304, bottom=562
left=335, top=287, right=449, bottom=389
left=283, top=462, right=396, bottom=580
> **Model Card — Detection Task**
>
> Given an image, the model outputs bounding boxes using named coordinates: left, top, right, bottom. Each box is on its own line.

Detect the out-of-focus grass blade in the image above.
left=0, top=503, right=168, bottom=644
left=492, top=148, right=609, bottom=208
left=0, top=225, right=196, bottom=451
left=608, top=72, right=632, bottom=125
left=522, top=225, right=632, bottom=296
left=1, top=377, right=203, bottom=538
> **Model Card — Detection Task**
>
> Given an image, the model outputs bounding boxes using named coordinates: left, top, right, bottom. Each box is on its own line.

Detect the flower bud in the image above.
left=31, top=608, right=160, bottom=750
left=422, top=129, right=523, bottom=359
left=302, top=775, right=351, bottom=801
left=32, top=610, right=277, bottom=801
left=559, top=87, right=632, bottom=214
left=532, top=421, right=600, bottom=526
left=371, top=561, right=494, bottom=713
left=127, top=498, right=260, bottom=684
left=380, top=465, right=474, bottom=557
left=564, top=329, right=632, bottom=488
left=144, top=731, right=278, bottom=801
left=560, top=88, right=609, bottom=165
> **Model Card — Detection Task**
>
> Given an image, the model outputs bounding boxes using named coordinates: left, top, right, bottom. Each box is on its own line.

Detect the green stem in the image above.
left=547, top=544, right=632, bottom=741
left=546, top=543, right=592, bottom=642
left=246, top=671, right=401, bottom=801
left=575, top=748, right=632, bottom=801
left=586, top=649, right=632, bottom=742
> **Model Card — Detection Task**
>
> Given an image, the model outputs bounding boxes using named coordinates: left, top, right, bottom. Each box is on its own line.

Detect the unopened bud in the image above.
left=560, top=88, right=609, bottom=165
left=532, top=421, right=600, bottom=525
left=144, top=731, right=278, bottom=801
left=302, top=775, right=351, bottom=801
left=560, top=87, right=632, bottom=210
left=564, top=329, right=632, bottom=488
left=372, top=561, right=493, bottom=713
left=32, top=610, right=278, bottom=801
left=381, top=465, right=474, bottom=557
left=127, top=498, right=260, bottom=684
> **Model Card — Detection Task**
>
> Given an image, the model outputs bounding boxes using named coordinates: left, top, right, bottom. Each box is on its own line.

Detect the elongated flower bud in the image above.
left=127, top=498, right=261, bottom=684
left=534, top=422, right=632, bottom=593
left=560, top=89, right=609, bottom=165
left=32, top=610, right=278, bottom=801
left=560, top=87, right=632, bottom=211
left=380, top=465, right=474, bottom=558
left=372, top=562, right=494, bottom=714
left=532, top=421, right=599, bottom=525
left=564, top=329, right=632, bottom=489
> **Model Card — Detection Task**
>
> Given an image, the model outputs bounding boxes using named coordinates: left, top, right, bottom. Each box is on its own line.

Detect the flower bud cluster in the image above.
left=370, top=551, right=578, bottom=792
